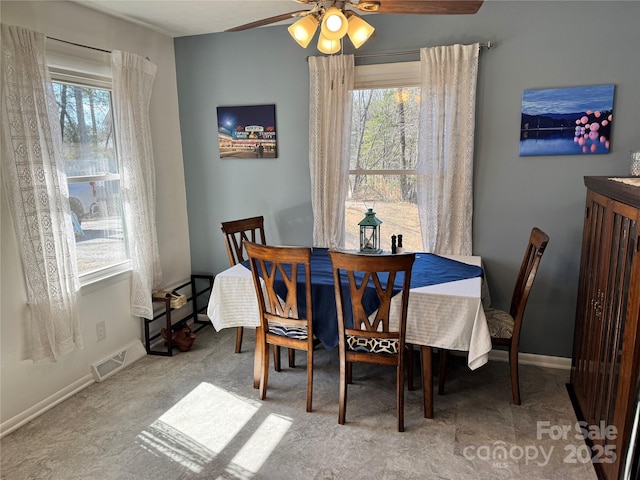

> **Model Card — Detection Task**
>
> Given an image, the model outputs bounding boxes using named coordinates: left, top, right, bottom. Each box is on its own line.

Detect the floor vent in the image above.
left=91, top=341, right=146, bottom=382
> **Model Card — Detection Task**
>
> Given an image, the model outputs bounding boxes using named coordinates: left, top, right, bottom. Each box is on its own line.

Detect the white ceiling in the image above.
left=73, top=0, right=322, bottom=38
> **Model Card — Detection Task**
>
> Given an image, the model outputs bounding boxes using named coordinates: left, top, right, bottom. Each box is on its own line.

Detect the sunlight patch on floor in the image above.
left=225, top=413, right=293, bottom=479
left=137, top=382, right=260, bottom=473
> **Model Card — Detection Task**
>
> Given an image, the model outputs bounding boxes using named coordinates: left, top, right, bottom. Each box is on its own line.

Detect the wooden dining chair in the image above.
left=220, top=216, right=266, bottom=354
left=329, top=251, right=415, bottom=432
left=439, top=227, right=549, bottom=405
left=245, top=241, right=315, bottom=412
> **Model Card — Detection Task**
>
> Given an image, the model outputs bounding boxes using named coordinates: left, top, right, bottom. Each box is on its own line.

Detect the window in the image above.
left=49, top=45, right=130, bottom=282
left=345, top=62, right=422, bottom=252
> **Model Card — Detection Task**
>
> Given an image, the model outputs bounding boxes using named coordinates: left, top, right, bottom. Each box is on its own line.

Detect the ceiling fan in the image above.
left=226, top=0, right=484, bottom=54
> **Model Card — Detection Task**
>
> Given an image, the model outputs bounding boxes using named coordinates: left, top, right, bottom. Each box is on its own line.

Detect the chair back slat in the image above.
left=221, top=216, right=266, bottom=266
left=330, top=252, right=415, bottom=340
left=245, top=242, right=312, bottom=329
left=510, top=227, right=550, bottom=323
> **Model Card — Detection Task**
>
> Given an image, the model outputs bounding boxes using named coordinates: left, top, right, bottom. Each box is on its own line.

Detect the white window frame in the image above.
left=47, top=40, right=132, bottom=286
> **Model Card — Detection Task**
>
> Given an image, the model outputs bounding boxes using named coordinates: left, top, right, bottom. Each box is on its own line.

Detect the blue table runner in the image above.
left=243, top=248, right=483, bottom=350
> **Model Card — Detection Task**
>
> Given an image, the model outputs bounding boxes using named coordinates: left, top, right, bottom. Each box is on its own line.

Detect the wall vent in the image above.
left=91, top=340, right=146, bottom=382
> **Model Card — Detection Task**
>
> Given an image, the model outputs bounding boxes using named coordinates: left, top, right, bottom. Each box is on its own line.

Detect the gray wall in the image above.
left=175, top=1, right=640, bottom=358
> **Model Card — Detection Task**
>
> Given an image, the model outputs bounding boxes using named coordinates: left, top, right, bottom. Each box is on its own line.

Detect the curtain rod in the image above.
left=47, top=35, right=492, bottom=59
left=47, top=36, right=111, bottom=54
left=46, top=37, right=151, bottom=61
left=355, top=41, right=493, bottom=59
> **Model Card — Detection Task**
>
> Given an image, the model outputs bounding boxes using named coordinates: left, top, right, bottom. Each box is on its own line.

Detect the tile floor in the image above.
left=1, top=326, right=599, bottom=479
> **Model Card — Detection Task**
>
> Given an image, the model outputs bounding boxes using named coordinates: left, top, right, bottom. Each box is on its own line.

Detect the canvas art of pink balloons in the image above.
left=519, top=84, right=614, bottom=156
left=574, top=111, right=612, bottom=153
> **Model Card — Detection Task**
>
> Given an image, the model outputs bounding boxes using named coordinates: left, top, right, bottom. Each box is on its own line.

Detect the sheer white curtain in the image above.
left=110, top=51, right=162, bottom=319
left=1, top=24, right=82, bottom=361
left=308, top=55, right=354, bottom=248
left=417, top=43, right=479, bottom=255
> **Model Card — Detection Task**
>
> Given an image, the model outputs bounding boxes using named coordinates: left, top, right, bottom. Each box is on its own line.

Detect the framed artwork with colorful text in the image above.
left=217, top=104, right=277, bottom=159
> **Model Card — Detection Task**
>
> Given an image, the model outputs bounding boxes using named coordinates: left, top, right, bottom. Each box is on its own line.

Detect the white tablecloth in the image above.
left=208, top=254, right=492, bottom=370
left=208, top=263, right=259, bottom=329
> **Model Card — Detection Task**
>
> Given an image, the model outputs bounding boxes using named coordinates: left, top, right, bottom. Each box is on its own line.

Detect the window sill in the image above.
left=80, top=261, right=132, bottom=295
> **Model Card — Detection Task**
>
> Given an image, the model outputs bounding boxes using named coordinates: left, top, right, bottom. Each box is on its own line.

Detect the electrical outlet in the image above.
left=96, top=321, right=106, bottom=342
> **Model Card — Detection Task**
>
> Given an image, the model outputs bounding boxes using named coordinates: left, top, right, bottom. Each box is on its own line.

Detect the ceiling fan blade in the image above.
left=225, top=10, right=310, bottom=32
left=372, top=0, right=484, bottom=15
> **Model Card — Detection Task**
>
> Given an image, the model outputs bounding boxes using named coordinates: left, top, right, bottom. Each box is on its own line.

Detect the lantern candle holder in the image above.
left=358, top=208, right=382, bottom=254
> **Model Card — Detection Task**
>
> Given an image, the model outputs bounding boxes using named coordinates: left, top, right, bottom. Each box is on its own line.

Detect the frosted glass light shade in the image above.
left=288, top=15, right=319, bottom=48
left=317, top=32, right=341, bottom=54
left=347, top=15, right=375, bottom=48
left=320, top=7, right=348, bottom=40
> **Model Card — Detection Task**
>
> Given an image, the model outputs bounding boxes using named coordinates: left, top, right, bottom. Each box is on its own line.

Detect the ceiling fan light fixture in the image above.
left=288, top=15, right=319, bottom=48
left=320, top=6, right=348, bottom=40
left=346, top=15, right=375, bottom=49
left=317, top=32, right=341, bottom=55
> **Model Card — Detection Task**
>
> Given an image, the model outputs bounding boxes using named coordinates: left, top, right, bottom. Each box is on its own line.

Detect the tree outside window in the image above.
left=345, top=85, right=422, bottom=252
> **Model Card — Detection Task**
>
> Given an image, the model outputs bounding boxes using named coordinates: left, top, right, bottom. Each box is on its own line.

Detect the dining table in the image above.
left=207, top=247, right=492, bottom=418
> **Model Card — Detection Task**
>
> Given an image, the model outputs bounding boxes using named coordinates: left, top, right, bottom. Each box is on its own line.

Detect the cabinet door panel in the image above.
left=605, top=201, right=640, bottom=479
left=571, top=178, right=640, bottom=480
left=572, top=191, right=609, bottom=422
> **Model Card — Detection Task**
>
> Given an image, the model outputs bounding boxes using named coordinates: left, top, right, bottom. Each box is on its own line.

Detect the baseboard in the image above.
left=488, top=349, right=571, bottom=370
left=0, top=375, right=94, bottom=439
left=2, top=339, right=151, bottom=438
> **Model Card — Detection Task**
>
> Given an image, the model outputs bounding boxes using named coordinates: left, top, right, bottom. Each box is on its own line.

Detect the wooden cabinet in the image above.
left=569, top=176, right=640, bottom=479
